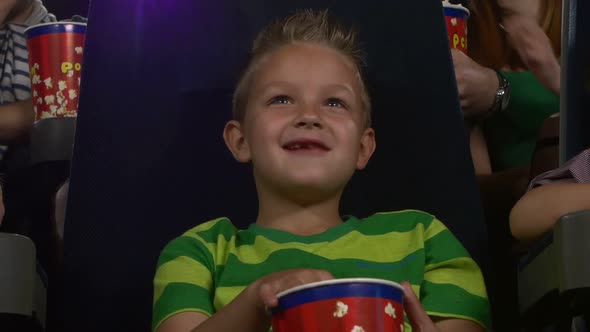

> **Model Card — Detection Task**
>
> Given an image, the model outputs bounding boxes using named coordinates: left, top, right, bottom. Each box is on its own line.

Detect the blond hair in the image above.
left=232, top=9, right=372, bottom=127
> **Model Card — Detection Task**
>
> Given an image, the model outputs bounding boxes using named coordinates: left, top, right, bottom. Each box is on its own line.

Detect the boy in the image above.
left=153, top=10, right=490, bottom=332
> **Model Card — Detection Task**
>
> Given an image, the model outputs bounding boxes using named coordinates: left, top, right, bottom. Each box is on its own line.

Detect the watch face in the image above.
left=500, top=78, right=511, bottom=111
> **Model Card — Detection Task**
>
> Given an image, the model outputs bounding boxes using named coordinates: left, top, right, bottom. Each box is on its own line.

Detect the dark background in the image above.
left=44, top=0, right=89, bottom=20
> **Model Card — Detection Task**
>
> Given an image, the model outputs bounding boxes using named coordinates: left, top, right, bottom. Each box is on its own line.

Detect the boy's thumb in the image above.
left=402, top=281, right=436, bottom=332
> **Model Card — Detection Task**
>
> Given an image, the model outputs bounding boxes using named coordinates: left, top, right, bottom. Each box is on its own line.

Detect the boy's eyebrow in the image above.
left=259, top=81, right=356, bottom=97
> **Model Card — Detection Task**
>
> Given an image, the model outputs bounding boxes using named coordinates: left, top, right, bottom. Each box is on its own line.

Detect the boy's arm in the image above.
left=510, top=183, right=590, bottom=242
left=420, top=218, right=491, bottom=330
left=156, top=285, right=268, bottom=332
left=161, top=272, right=485, bottom=332
left=403, top=282, right=484, bottom=332
left=156, top=269, right=333, bottom=332
left=434, top=318, right=485, bottom=332
left=0, top=99, right=34, bottom=144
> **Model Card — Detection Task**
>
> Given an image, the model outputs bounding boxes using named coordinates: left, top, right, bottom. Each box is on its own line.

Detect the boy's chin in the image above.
left=277, top=179, right=347, bottom=203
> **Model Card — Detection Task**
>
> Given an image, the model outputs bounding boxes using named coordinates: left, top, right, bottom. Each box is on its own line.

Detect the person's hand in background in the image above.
left=502, top=16, right=560, bottom=95
left=451, top=49, right=499, bottom=118
left=0, top=99, right=35, bottom=144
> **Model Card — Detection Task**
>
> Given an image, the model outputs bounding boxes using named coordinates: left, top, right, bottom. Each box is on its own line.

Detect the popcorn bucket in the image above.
left=25, top=22, right=86, bottom=121
left=272, top=278, right=405, bottom=332
left=442, top=1, right=470, bottom=54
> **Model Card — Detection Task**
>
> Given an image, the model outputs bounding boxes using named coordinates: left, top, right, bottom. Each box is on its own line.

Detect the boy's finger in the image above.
left=259, top=283, right=278, bottom=308
left=402, top=281, right=436, bottom=332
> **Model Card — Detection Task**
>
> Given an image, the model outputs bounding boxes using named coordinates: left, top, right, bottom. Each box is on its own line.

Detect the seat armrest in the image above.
left=0, top=233, right=36, bottom=316
left=554, top=209, right=590, bottom=291
left=518, top=210, right=590, bottom=314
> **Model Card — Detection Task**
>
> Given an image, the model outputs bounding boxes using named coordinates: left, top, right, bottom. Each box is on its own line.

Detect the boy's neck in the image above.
left=255, top=189, right=343, bottom=236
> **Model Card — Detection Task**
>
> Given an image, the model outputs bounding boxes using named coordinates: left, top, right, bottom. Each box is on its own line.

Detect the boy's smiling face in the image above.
left=224, top=43, right=375, bottom=201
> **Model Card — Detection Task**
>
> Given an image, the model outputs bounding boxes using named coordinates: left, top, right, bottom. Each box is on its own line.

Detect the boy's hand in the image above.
left=402, top=282, right=439, bottom=332
left=248, top=269, right=334, bottom=312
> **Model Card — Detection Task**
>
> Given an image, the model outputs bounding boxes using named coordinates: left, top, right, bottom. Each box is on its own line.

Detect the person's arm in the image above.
left=435, top=318, right=485, bottom=332
left=469, top=126, right=492, bottom=176
left=502, top=16, right=560, bottom=95
left=162, top=270, right=486, bottom=332
left=420, top=218, right=491, bottom=330
left=0, top=1, right=13, bottom=27
left=510, top=183, right=590, bottom=243
left=402, top=282, right=484, bottom=332
left=451, top=49, right=499, bottom=118
left=496, top=0, right=543, bottom=21
left=0, top=99, right=35, bottom=144
left=156, top=269, right=334, bottom=332
left=157, top=287, right=267, bottom=332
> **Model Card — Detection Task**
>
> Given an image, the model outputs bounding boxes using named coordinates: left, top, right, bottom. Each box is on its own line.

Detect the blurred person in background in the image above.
left=0, top=0, right=54, bottom=232
left=453, top=0, right=561, bottom=174
left=0, top=0, right=56, bottom=167
left=450, top=0, right=562, bottom=216
left=449, top=2, right=562, bottom=328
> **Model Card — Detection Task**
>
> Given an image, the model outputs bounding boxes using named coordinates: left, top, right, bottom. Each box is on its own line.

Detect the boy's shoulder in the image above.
left=176, top=217, right=239, bottom=244
left=361, top=209, right=440, bottom=231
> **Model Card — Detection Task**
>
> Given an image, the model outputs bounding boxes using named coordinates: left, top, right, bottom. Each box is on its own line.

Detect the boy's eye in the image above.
left=268, top=95, right=293, bottom=105
left=325, top=98, right=347, bottom=109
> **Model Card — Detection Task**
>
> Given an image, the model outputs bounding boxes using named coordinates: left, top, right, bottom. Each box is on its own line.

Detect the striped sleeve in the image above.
left=152, top=232, right=216, bottom=331
left=420, top=218, right=491, bottom=329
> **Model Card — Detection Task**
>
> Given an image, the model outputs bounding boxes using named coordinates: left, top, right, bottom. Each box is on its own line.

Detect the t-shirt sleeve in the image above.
left=152, top=234, right=215, bottom=331
left=420, top=218, right=491, bottom=329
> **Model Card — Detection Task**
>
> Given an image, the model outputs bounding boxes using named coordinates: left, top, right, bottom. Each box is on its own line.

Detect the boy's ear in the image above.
left=356, top=128, right=376, bottom=170
left=223, top=120, right=251, bottom=163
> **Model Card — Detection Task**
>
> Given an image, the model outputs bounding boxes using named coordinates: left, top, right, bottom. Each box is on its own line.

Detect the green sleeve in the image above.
left=484, top=71, right=560, bottom=170
left=420, top=218, right=492, bottom=329
left=152, top=235, right=216, bottom=331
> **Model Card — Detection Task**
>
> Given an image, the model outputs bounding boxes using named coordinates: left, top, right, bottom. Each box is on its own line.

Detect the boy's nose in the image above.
left=294, top=105, right=323, bottom=129
left=294, top=114, right=324, bottom=129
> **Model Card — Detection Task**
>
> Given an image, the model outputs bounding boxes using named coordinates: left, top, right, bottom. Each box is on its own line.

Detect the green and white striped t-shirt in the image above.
left=152, top=210, right=490, bottom=331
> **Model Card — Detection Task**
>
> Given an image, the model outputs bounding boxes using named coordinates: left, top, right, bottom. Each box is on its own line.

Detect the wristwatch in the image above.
left=489, top=70, right=511, bottom=113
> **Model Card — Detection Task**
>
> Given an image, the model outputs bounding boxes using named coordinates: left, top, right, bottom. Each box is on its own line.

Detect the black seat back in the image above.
left=61, top=1, right=488, bottom=331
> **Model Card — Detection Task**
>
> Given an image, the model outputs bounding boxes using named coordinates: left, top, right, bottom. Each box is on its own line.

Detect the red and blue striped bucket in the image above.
left=272, top=278, right=405, bottom=332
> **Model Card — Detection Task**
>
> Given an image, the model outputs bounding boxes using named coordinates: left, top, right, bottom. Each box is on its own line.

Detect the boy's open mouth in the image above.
left=282, top=139, right=330, bottom=152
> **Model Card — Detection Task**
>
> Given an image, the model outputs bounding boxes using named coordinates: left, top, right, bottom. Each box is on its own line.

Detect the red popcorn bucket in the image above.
left=272, top=278, right=405, bottom=332
left=442, top=1, right=470, bottom=54
left=25, top=22, right=86, bottom=121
